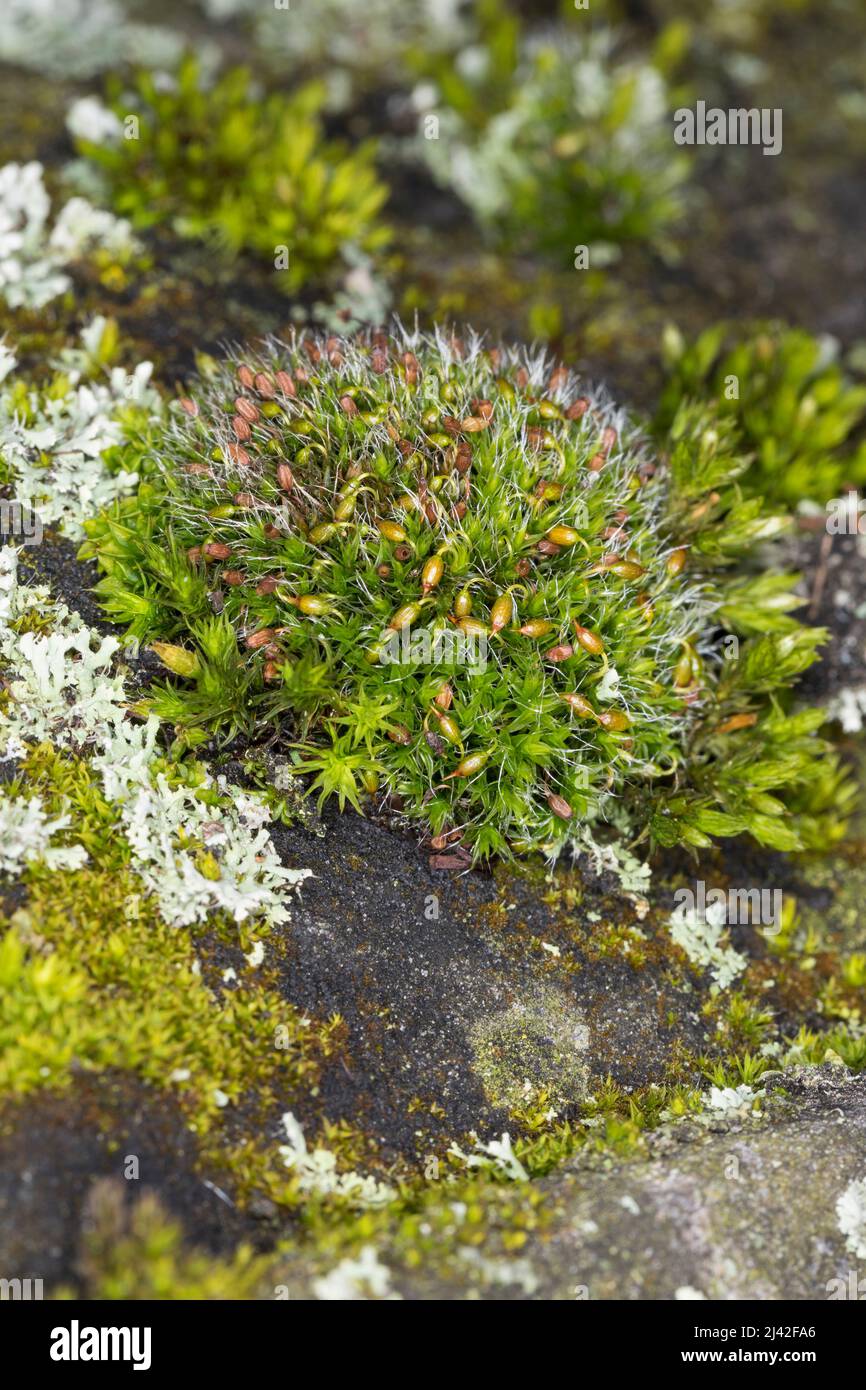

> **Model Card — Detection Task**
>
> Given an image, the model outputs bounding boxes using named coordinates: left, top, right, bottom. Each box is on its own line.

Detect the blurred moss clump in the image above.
left=228, top=0, right=474, bottom=105
left=636, top=0, right=811, bottom=47
left=656, top=322, right=866, bottom=506
left=71, top=56, right=390, bottom=292
left=411, top=9, right=692, bottom=265
left=66, top=1181, right=270, bottom=1300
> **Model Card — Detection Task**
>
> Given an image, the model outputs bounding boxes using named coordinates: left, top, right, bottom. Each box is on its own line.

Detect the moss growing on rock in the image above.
left=84, top=324, right=842, bottom=860
left=70, top=57, right=389, bottom=292
left=657, top=321, right=866, bottom=506
left=69, top=1180, right=271, bottom=1300
left=412, top=24, right=691, bottom=262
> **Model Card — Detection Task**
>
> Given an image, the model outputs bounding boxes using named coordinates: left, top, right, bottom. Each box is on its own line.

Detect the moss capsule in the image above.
left=430, top=706, right=461, bottom=745
left=674, top=652, right=694, bottom=687
left=296, top=595, right=332, bottom=616
left=572, top=622, right=605, bottom=655
left=334, top=493, right=358, bottom=521
left=389, top=602, right=423, bottom=631
left=421, top=555, right=445, bottom=593
left=457, top=617, right=489, bottom=637
left=561, top=692, right=596, bottom=718
left=598, top=709, right=630, bottom=731
left=715, top=713, right=758, bottom=734
left=490, top=591, right=515, bottom=631
left=454, top=589, right=473, bottom=617
left=445, top=750, right=491, bottom=779
left=609, top=561, right=646, bottom=580
left=546, top=525, right=579, bottom=546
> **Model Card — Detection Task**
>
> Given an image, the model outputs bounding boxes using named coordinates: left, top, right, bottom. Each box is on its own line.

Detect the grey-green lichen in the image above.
left=469, top=986, right=590, bottom=1113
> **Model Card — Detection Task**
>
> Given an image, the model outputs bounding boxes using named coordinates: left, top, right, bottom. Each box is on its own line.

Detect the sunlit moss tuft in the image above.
left=71, top=56, right=390, bottom=292
left=83, top=324, right=841, bottom=859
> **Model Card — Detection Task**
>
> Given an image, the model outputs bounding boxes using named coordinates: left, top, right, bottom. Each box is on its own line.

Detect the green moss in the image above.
left=82, top=324, right=841, bottom=860
left=656, top=321, right=866, bottom=506
left=64, top=1182, right=270, bottom=1301
left=413, top=17, right=692, bottom=261
left=7, top=744, right=128, bottom=867
left=0, top=736, right=360, bottom=1198
left=73, top=56, right=389, bottom=293
left=1, top=866, right=332, bottom=1128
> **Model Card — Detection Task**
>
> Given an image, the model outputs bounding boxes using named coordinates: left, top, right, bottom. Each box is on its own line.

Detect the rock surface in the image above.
left=270, top=1067, right=866, bottom=1299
